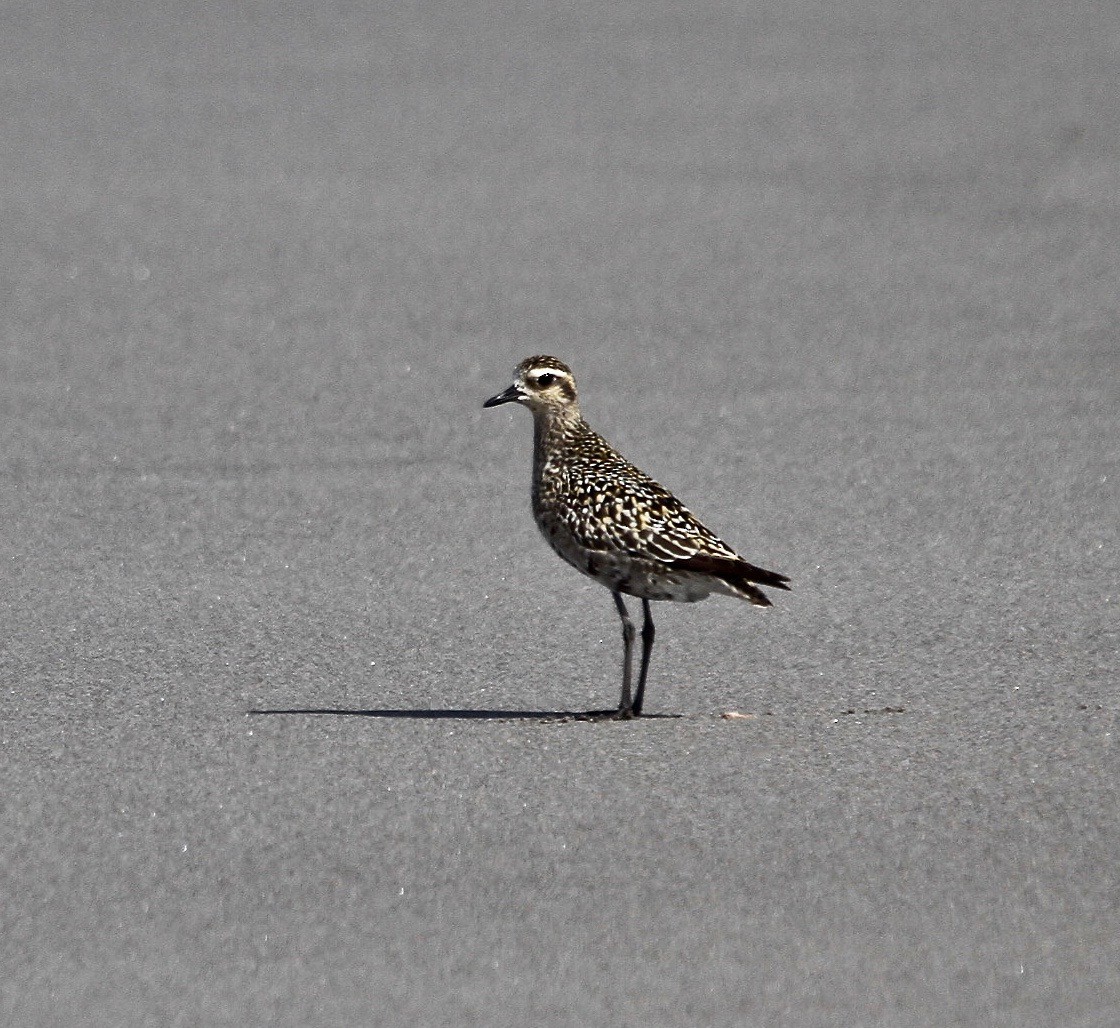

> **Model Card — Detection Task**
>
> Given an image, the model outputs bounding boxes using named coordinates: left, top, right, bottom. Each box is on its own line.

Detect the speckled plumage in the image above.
left=484, top=355, right=790, bottom=718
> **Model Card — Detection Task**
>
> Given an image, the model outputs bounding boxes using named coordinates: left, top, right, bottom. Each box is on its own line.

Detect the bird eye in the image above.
left=536, top=373, right=556, bottom=388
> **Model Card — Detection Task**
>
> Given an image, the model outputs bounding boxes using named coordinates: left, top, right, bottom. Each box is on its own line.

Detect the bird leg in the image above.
left=631, top=598, right=655, bottom=717
left=612, top=590, right=636, bottom=718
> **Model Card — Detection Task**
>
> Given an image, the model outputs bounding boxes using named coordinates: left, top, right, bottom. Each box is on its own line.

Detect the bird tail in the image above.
left=671, top=554, right=791, bottom=607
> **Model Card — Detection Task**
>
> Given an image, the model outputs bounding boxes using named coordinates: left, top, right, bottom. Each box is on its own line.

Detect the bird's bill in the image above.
left=483, top=384, right=523, bottom=408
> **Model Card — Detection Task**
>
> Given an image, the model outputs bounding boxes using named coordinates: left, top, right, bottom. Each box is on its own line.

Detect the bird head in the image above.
left=484, top=355, right=578, bottom=415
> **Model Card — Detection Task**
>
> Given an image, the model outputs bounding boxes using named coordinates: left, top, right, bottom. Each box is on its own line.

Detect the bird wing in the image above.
left=545, top=450, right=791, bottom=599
left=553, top=455, right=739, bottom=564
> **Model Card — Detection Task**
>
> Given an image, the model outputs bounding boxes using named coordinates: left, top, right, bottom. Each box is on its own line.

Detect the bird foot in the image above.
left=569, top=707, right=639, bottom=722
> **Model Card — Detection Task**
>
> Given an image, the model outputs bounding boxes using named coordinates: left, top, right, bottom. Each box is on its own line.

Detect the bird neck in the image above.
left=531, top=404, right=584, bottom=466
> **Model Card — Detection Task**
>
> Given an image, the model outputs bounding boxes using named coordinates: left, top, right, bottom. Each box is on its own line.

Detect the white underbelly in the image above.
left=534, top=514, right=714, bottom=602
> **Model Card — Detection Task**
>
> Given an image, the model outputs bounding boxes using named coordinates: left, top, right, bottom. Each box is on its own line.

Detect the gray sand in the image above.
left=3, top=2, right=1118, bottom=1024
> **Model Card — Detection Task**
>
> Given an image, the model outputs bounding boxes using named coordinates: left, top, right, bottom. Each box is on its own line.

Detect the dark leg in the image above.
left=631, top=599, right=655, bottom=717
left=612, top=590, right=635, bottom=718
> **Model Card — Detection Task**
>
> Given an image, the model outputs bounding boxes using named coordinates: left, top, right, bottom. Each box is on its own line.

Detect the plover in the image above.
left=484, top=355, right=789, bottom=719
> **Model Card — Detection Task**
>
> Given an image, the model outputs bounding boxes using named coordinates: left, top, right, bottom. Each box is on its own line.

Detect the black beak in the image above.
left=483, top=384, right=523, bottom=408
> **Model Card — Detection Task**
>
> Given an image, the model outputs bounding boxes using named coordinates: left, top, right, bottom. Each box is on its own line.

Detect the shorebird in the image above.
left=484, top=355, right=789, bottom=719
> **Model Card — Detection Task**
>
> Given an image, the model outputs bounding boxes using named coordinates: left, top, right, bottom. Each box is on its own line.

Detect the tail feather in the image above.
left=671, top=553, right=791, bottom=606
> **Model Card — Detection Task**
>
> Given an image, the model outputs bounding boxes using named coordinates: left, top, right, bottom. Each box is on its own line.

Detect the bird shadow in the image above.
left=246, top=707, right=684, bottom=722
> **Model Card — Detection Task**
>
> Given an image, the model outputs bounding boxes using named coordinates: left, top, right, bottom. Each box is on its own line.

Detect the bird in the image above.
left=483, top=355, right=790, bottom=720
